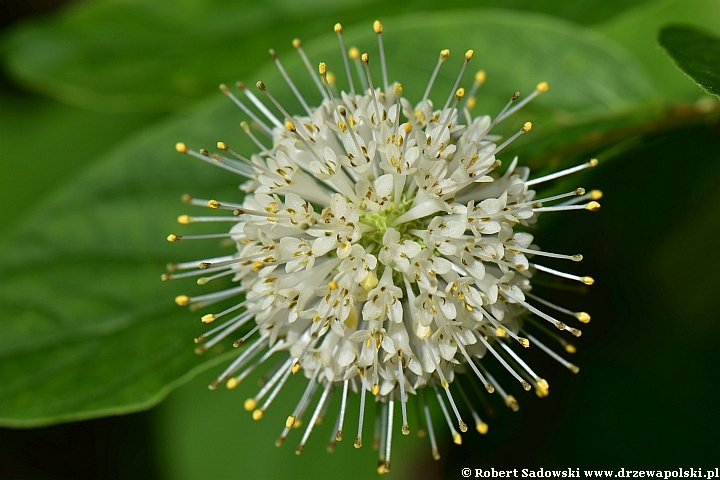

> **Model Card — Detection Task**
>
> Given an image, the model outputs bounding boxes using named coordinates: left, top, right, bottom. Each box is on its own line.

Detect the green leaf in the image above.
left=658, top=25, right=720, bottom=98
left=3, top=0, right=654, bottom=112
left=0, top=10, right=657, bottom=426
left=597, top=0, right=720, bottom=100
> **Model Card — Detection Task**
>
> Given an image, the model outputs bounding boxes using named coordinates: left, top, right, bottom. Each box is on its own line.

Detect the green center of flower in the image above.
left=358, top=196, right=425, bottom=251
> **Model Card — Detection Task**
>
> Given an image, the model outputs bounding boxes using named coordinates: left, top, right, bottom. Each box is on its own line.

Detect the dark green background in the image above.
left=1, top=0, right=719, bottom=478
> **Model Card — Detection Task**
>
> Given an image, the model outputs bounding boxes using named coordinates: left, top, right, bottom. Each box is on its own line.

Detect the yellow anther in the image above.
left=328, top=280, right=338, bottom=290
left=521, top=380, right=532, bottom=391
left=201, top=314, right=215, bottom=323
left=372, top=384, right=380, bottom=395
left=475, top=70, right=486, bottom=83
left=466, top=97, right=476, bottom=109
left=441, top=379, right=449, bottom=389
left=207, top=200, right=219, bottom=209
left=226, top=378, right=238, bottom=389
left=360, top=272, right=378, bottom=291
left=572, top=254, right=584, bottom=262
left=455, top=87, right=465, bottom=100
left=252, top=409, right=264, bottom=420
left=177, top=215, right=190, bottom=224
left=495, top=327, right=506, bottom=337
left=536, top=387, right=549, bottom=398
left=251, top=261, right=264, bottom=272
left=452, top=432, right=462, bottom=445
left=167, top=234, right=179, bottom=242
left=175, top=295, right=189, bottom=306
left=589, top=158, right=599, bottom=167
left=292, top=38, right=301, bottom=48
left=348, top=47, right=360, bottom=60
left=286, top=415, right=295, bottom=428
left=522, top=121, right=533, bottom=132
left=256, top=81, right=266, bottom=91
left=354, top=437, right=362, bottom=449
left=285, top=120, right=296, bottom=132
left=402, top=424, right=410, bottom=435
left=576, top=312, right=591, bottom=323
left=373, top=20, right=383, bottom=33
left=586, top=201, right=601, bottom=211
left=361, top=53, right=369, bottom=63
left=582, top=276, right=595, bottom=285
left=536, top=81, right=549, bottom=92
left=404, top=123, right=412, bottom=133
left=334, top=23, right=343, bottom=34
left=477, top=421, right=489, bottom=435
left=175, top=142, right=187, bottom=153
left=464, top=49, right=474, bottom=60
left=291, top=361, right=301, bottom=374
left=240, top=121, right=250, bottom=132
left=575, top=187, right=586, bottom=195
left=318, top=62, right=327, bottom=75
left=567, top=364, right=580, bottom=374
left=160, top=274, right=170, bottom=281
left=506, top=395, right=520, bottom=412
left=394, top=83, right=403, bottom=95
left=565, top=343, right=577, bottom=354
left=219, top=83, right=229, bottom=93
left=326, top=72, right=335, bottom=86
left=244, top=398, right=257, bottom=411
left=590, top=189, right=603, bottom=200
left=517, top=337, right=530, bottom=348
left=536, top=378, right=549, bottom=390
left=440, top=49, right=450, bottom=59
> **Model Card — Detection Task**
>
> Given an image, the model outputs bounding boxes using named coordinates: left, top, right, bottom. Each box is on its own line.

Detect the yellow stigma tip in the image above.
left=565, top=344, right=577, bottom=354
left=318, top=62, right=327, bottom=75
left=590, top=189, right=603, bottom=200
left=572, top=254, right=584, bottom=262
left=452, top=433, right=462, bottom=445
left=334, top=23, right=342, bottom=34
left=568, top=364, right=580, bottom=374
left=240, top=121, right=250, bottom=132
left=373, top=20, right=383, bottom=33
left=582, top=276, right=595, bottom=285
left=167, top=234, right=178, bottom=242
left=477, top=422, right=489, bottom=435
left=576, top=311, right=591, bottom=323
left=354, top=437, right=362, bottom=448
left=521, top=380, right=532, bottom=391
left=440, top=49, right=450, bottom=59
left=459, top=421, right=468, bottom=433
left=586, top=201, right=601, bottom=212
left=177, top=215, right=190, bottom=224
left=402, top=424, right=410, bottom=435
left=432, top=449, right=441, bottom=460
left=285, top=120, right=296, bottom=132
left=292, top=38, right=301, bottom=48
left=522, top=121, right=533, bottom=132
left=216, top=141, right=228, bottom=151
left=160, top=274, right=170, bottom=281
left=475, top=70, right=487, bottom=83
left=485, top=384, right=495, bottom=394
left=464, top=49, right=474, bottom=60
left=201, top=314, right=215, bottom=323
left=286, top=415, right=295, bottom=428
left=175, top=142, right=187, bottom=153
left=252, top=409, right=264, bottom=420
left=175, top=295, right=189, bottom=306
left=575, top=187, right=586, bottom=195
left=226, top=378, right=238, bottom=389
left=348, top=47, right=360, bottom=60
left=207, top=200, right=219, bottom=209
left=244, top=398, right=257, bottom=410
left=537, top=81, right=549, bottom=92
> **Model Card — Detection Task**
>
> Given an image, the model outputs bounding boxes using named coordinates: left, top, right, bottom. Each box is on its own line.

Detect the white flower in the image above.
left=167, top=20, right=601, bottom=471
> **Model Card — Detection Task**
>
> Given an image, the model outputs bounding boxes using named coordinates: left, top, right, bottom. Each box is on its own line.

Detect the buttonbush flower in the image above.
left=166, top=21, right=601, bottom=472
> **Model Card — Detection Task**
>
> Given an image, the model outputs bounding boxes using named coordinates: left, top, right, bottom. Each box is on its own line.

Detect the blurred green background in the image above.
left=1, top=0, right=719, bottom=478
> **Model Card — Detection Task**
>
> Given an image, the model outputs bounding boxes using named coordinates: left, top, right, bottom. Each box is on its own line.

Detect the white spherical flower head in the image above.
left=167, top=20, right=601, bottom=472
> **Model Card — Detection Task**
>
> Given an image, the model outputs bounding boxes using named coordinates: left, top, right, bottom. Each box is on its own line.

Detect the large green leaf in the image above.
left=0, top=10, right=657, bottom=427
left=597, top=0, right=720, bottom=100
left=659, top=25, right=720, bottom=98
left=2, top=0, right=654, bottom=112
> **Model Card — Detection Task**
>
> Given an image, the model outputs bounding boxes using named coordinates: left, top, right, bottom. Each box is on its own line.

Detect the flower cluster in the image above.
left=167, top=21, right=600, bottom=472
